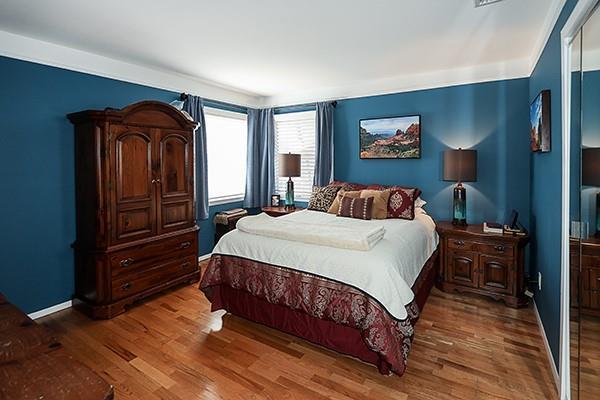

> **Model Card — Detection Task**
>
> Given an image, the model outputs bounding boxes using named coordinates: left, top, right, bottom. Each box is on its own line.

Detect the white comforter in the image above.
left=237, top=212, right=385, bottom=250
left=213, top=209, right=439, bottom=320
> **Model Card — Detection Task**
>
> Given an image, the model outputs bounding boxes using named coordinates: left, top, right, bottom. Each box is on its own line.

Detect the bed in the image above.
left=200, top=208, right=439, bottom=375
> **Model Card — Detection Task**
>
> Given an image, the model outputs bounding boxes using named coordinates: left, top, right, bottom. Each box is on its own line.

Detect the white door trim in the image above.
left=559, top=1, right=599, bottom=398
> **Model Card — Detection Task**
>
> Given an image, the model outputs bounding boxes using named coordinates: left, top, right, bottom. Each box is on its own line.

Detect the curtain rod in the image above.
left=179, top=92, right=248, bottom=112
left=278, top=101, right=337, bottom=108
left=179, top=93, right=337, bottom=110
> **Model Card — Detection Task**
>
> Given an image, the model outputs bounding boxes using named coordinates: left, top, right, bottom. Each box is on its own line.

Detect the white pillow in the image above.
left=415, top=196, right=427, bottom=208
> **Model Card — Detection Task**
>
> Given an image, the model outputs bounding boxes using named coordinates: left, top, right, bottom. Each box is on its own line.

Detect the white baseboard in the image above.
left=27, top=255, right=212, bottom=320
left=198, top=253, right=212, bottom=262
left=533, top=300, right=560, bottom=394
left=28, top=300, right=72, bottom=320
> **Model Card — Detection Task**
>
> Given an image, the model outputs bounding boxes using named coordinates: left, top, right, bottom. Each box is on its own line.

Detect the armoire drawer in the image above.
left=111, top=255, right=198, bottom=301
left=109, top=232, right=197, bottom=277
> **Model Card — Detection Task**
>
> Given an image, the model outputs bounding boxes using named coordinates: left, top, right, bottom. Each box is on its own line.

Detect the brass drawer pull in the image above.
left=178, top=241, right=192, bottom=250
left=120, top=258, right=134, bottom=267
left=494, top=245, right=505, bottom=252
left=121, top=282, right=132, bottom=291
left=454, top=240, right=465, bottom=246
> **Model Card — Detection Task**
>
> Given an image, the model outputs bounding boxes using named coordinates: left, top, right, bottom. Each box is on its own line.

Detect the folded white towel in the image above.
left=236, top=212, right=385, bottom=251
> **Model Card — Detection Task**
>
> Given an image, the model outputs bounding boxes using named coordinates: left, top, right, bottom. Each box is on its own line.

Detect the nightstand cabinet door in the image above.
left=478, top=255, right=514, bottom=295
left=447, top=251, right=478, bottom=288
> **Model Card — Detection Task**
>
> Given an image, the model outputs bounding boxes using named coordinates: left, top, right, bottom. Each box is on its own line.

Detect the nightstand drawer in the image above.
left=447, top=238, right=477, bottom=251
left=478, top=243, right=515, bottom=258
left=581, top=255, right=600, bottom=268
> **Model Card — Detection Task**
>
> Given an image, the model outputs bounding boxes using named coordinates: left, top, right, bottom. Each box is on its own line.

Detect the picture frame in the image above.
left=271, top=194, right=281, bottom=207
left=359, top=114, right=421, bottom=159
left=530, top=90, right=551, bottom=152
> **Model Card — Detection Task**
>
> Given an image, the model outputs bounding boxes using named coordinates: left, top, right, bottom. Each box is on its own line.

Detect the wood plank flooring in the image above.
left=38, top=268, right=557, bottom=399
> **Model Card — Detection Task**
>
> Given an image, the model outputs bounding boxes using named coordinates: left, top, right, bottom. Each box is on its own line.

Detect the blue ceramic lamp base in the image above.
left=285, top=177, right=295, bottom=210
left=452, top=184, right=467, bottom=226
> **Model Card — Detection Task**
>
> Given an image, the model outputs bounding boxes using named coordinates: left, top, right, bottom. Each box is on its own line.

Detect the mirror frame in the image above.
left=560, top=1, right=600, bottom=398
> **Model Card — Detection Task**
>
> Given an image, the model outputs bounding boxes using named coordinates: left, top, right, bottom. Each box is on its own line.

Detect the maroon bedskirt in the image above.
left=201, top=251, right=438, bottom=375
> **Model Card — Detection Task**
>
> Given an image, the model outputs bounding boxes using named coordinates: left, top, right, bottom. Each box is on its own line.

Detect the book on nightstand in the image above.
left=503, top=225, right=528, bottom=236
left=483, top=221, right=503, bottom=234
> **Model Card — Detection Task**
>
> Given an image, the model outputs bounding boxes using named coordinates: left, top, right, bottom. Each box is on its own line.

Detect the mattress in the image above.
left=212, top=209, right=439, bottom=320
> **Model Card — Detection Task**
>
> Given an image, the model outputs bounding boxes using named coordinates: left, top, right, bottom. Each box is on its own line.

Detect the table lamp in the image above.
left=583, top=147, right=600, bottom=237
left=279, top=153, right=301, bottom=209
left=443, top=148, right=477, bottom=226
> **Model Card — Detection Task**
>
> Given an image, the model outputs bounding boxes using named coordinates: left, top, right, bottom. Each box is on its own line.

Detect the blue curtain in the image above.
left=244, top=108, right=275, bottom=208
left=183, top=95, right=209, bottom=220
left=313, top=101, right=335, bottom=186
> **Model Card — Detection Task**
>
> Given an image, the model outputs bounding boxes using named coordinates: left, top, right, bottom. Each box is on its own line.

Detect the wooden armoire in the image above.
left=68, top=101, right=200, bottom=319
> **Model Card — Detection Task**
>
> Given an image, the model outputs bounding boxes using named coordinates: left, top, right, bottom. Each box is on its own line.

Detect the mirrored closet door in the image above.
left=570, top=4, right=600, bottom=399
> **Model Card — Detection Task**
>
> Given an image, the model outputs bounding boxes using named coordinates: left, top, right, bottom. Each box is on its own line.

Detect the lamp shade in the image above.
left=279, top=153, right=301, bottom=177
left=583, top=148, right=600, bottom=187
left=443, top=148, right=477, bottom=182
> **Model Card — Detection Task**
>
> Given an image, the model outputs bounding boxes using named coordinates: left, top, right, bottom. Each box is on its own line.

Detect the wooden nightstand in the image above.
left=214, top=210, right=248, bottom=245
left=261, top=206, right=304, bottom=217
left=436, top=221, right=530, bottom=308
left=571, top=237, right=600, bottom=316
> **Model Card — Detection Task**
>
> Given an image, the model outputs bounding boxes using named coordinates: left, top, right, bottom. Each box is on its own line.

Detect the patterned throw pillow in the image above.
left=327, top=190, right=362, bottom=214
left=308, top=185, right=341, bottom=212
left=387, top=187, right=420, bottom=220
left=359, top=190, right=391, bottom=219
left=336, top=196, right=374, bottom=220
left=329, top=180, right=368, bottom=192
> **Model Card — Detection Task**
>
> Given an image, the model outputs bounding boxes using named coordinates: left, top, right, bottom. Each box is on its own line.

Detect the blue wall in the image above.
left=334, top=78, right=531, bottom=227
left=0, top=56, right=239, bottom=313
left=528, top=0, right=579, bottom=369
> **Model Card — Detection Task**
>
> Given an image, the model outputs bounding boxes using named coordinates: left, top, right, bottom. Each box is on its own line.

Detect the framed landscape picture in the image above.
left=359, top=115, right=421, bottom=159
left=530, top=90, right=551, bottom=152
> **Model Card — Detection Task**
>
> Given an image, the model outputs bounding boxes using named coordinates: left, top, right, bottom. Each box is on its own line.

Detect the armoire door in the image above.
left=155, top=129, right=195, bottom=234
left=110, top=125, right=156, bottom=243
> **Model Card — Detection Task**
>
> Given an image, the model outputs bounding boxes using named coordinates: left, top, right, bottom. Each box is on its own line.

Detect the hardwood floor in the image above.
left=38, top=269, right=557, bottom=399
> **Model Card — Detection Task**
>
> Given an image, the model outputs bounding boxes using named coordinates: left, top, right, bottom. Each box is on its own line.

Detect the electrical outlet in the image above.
left=538, top=272, right=542, bottom=291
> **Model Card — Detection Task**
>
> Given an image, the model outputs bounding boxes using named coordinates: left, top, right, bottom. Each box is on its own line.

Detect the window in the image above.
left=274, top=110, right=316, bottom=201
left=204, top=108, right=247, bottom=204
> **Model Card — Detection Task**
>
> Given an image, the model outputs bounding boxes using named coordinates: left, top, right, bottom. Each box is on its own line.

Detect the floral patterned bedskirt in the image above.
left=200, top=252, right=437, bottom=375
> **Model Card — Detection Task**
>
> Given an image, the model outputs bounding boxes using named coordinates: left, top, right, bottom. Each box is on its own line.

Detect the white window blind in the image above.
left=204, top=108, right=247, bottom=204
left=274, top=110, right=316, bottom=201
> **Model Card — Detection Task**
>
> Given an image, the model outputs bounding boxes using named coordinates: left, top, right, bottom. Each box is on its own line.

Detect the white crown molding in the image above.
left=0, top=0, right=575, bottom=110
left=263, top=58, right=531, bottom=107
left=28, top=300, right=72, bottom=320
left=529, top=0, right=568, bottom=75
left=0, top=30, right=263, bottom=108
left=583, top=48, right=600, bottom=72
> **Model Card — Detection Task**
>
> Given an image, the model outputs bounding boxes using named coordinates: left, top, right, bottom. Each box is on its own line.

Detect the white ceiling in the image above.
left=0, top=0, right=564, bottom=106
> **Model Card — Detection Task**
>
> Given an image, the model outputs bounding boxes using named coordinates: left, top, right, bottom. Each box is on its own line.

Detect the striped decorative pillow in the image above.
left=336, top=196, right=374, bottom=220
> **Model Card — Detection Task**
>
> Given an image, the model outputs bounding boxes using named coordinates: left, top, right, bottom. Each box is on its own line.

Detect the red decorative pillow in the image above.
left=329, top=180, right=368, bottom=192
left=387, top=187, right=420, bottom=220
left=336, top=196, right=374, bottom=220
